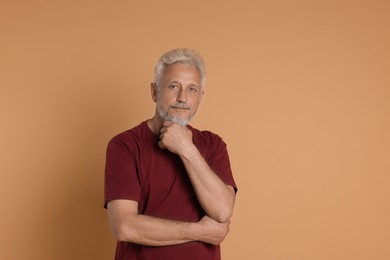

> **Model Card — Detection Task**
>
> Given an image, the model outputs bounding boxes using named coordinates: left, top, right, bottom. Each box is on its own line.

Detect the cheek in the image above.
left=157, top=96, right=172, bottom=108
left=159, top=91, right=174, bottom=101
left=191, top=97, right=201, bottom=107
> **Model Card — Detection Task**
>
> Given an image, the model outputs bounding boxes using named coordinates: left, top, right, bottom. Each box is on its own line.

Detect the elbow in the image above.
left=216, top=197, right=235, bottom=223
left=112, top=224, right=137, bottom=242
left=214, top=207, right=234, bottom=223
left=207, top=197, right=235, bottom=223
left=214, top=188, right=236, bottom=223
left=112, top=224, right=128, bottom=242
left=220, top=213, right=233, bottom=224
left=107, top=200, right=140, bottom=242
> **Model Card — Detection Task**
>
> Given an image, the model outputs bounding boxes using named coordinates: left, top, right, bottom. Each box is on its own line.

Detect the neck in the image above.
left=147, top=115, right=163, bottom=135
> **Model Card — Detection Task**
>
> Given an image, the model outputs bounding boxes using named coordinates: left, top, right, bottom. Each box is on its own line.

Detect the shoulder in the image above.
left=189, top=125, right=227, bottom=151
left=108, top=121, right=152, bottom=150
left=189, top=125, right=221, bottom=140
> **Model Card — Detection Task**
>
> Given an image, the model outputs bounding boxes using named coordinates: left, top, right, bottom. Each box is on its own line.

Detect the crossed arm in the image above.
left=107, top=200, right=231, bottom=246
left=107, top=121, right=236, bottom=246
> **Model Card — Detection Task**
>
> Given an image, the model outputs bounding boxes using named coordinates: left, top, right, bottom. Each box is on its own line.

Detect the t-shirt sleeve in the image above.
left=104, top=134, right=141, bottom=208
left=207, top=134, right=238, bottom=193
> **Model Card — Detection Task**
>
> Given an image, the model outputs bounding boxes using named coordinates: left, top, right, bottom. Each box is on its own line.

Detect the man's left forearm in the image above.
left=179, top=146, right=236, bottom=223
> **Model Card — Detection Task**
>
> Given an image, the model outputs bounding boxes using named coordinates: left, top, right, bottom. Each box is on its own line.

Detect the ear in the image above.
left=151, top=83, right=158, bottom=103
left=199, top=89, right=205, bottom=102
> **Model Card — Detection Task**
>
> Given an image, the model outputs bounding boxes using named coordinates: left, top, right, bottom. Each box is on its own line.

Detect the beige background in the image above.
left=1, top=1, right=389, bottom=259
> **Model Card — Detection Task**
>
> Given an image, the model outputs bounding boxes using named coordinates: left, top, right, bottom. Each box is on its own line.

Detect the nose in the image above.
left=176, top=88, right=187, bottom=103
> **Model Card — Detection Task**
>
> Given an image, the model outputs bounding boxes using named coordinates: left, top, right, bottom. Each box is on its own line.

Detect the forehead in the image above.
left=161, top=63, right=201, bottom=85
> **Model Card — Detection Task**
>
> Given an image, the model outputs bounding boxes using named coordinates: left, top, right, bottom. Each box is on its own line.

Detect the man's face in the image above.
left=153, top=63, right=204, bottom=126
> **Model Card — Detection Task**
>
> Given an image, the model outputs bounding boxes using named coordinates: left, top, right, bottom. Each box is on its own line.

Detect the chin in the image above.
left=157, top=107, right=193, bottom=126
left=166, top=116, right=189, bottom=126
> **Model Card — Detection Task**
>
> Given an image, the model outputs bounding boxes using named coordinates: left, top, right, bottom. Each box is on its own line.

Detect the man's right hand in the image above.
left=195, top=215, right=231, bottom=245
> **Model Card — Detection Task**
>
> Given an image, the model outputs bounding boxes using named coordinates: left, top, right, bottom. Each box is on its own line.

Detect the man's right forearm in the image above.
left=111, top=213, right=197, bottom=246
left=108, top=200, right=230, bottom=246
left=108, top=206, right=229, bottom=246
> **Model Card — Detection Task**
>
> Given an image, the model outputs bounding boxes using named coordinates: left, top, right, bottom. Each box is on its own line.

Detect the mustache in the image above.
left=171, top=103, right=191, bottom=109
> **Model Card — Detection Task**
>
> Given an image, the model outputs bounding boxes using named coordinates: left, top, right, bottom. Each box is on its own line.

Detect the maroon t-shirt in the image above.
left=104, top=121, right=237, bottom=260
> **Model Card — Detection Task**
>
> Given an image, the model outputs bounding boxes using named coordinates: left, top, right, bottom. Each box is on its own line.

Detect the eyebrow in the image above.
left=168, top=81, right=199, bottom=88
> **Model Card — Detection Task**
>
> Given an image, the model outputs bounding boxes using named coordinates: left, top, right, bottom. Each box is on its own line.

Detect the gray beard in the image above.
left=157, top=105, right=190, bottom=127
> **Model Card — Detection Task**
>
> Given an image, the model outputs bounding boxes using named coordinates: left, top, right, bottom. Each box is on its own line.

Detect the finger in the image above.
left=160, top=126, right=168, bottom=134
left=163, top=121, right=174, bottom=127
left=158, top=140, right=165, bottom=149
left=159, top=132, right=166, bottom=141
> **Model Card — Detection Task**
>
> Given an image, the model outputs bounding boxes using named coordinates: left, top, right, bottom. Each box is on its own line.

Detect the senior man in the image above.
left=104, top=48, right=237, bottom=260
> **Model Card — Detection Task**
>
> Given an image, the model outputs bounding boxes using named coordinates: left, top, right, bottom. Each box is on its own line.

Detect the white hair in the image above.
left=153, top=48, right=206, bottom=88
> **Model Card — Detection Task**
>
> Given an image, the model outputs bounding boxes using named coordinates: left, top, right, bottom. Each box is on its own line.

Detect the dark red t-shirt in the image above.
left=104, top=121, right=237, bottom=260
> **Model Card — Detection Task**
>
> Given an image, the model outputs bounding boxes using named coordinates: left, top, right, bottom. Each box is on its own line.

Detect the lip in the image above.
left=171, top=106, right=190, bottom=110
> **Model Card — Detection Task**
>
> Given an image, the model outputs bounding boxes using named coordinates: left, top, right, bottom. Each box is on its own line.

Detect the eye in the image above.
left=168, top=84, right=179, bottom=91
left=188, top=86, right=198, bottom=93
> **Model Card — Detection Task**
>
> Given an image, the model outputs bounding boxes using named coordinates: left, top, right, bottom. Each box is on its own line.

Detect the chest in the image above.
left=135, top=147, right=199, bottom=217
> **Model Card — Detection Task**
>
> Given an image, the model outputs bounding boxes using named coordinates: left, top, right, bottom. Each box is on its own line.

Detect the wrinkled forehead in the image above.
left=161, top=63, right=201, bottom=86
